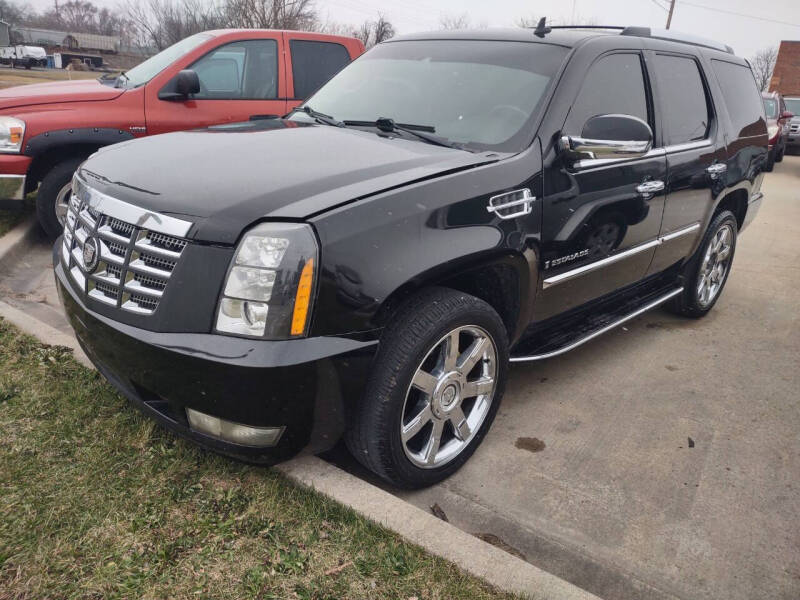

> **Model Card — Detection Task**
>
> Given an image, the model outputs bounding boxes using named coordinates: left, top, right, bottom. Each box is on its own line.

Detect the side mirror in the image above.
left=560, top=114, right=653, bottom=162
left=781, top=110, right=795, bottom=119
left=158, top=69, right=200, bottom=101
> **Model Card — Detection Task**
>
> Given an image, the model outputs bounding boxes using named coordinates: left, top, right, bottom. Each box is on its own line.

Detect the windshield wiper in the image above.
left=289, top=105, right=344, bottom=127
left=344, top=117, right=462, bottom=150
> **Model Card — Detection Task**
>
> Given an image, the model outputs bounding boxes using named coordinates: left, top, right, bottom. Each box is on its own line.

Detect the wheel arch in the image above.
left=373, top=249, right=537, bottom=345
left=713, top=186, right=748, bottom=230
left=24, top=128, right=134, bottom=191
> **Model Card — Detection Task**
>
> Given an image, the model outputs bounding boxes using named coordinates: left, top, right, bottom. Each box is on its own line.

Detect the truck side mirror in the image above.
left=158, top=70, right=201, bottom=101
left=560, top=114, right=653, bottom=162
left=781, top=110, right=795, bottom=119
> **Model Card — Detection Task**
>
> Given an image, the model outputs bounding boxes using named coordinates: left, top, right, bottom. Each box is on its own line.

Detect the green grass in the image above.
left=0, top=319, right=517, bottom=600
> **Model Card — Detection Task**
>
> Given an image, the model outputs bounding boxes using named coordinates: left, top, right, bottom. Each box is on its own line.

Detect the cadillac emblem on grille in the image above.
left=82, top=237, right=101, bottom=273
left=62, top=175, right=192, bottom=316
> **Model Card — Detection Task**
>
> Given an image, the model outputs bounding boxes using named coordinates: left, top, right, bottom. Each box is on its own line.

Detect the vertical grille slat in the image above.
left=61, top=187, right=190, bottom=316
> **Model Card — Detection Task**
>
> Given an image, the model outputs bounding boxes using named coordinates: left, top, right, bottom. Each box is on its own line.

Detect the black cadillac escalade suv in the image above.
left=54, top=25, right=767, bottom=488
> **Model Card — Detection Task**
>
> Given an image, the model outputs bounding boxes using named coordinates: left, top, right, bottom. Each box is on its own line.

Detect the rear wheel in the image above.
left=36, top=157, right=83, bottom=240
left=346, top=288, right=508, bottom=488
left=667, top=210, right=737, bottom=318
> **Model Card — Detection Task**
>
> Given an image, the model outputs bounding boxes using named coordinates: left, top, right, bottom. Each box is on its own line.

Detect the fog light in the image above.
left=186, top=408, right=285, bottom=447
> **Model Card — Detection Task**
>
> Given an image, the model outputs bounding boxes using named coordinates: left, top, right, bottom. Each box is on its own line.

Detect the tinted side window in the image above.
left=711, top=60, right=766, bottom=138
left=290, top=40, right=351, bottom=100
left=652, top=55, right=710, bottom=145
left=191, top=39, right=278, bottom=100
left=567, top=53, right=649, bottom=135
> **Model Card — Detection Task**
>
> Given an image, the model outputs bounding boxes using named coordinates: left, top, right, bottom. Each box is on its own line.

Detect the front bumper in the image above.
left=0, top=154, right=32, bottom=201
left=55, top=257, right=378, bottom=464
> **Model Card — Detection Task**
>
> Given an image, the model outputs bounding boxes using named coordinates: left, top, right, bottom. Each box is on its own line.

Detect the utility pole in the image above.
left=666, top=0, right=676, bottom=29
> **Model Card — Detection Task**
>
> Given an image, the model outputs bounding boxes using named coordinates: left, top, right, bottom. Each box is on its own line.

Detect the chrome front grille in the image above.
left=62, top=176, right=193, bottom=316
left=791, top=124, right=800, bottom=133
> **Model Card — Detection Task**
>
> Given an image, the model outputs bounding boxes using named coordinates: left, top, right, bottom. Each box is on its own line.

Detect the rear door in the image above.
left=283, top=32, right=357, bottom=111
left=537, top=50, right=667, bottom=319
left=646, top=49, right=727, bottom=275
left=145, top=35, right=288, bottom=135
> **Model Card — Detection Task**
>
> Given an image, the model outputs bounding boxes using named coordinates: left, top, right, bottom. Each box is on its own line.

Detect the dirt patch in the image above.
left=430, top=503, right=449, bottom=522
left=473, top=533, right=526, bottom=561
left=515, top=437, right=546, bottom=453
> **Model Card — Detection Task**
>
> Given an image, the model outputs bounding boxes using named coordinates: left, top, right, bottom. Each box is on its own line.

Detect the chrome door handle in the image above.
left=486, top=189, right=535, bottom=220
left=706, top=163, right=727, bottom=179
left=636, top=180, right=665, bottom=198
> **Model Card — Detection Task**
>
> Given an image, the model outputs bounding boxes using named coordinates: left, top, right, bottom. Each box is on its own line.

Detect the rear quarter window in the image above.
left=711, top=59, right=766, bottom=138
left=290, top=40, right=351, bottom=100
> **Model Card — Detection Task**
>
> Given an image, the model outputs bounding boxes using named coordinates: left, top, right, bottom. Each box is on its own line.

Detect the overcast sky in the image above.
left=25, top=0, right=800, bottom=58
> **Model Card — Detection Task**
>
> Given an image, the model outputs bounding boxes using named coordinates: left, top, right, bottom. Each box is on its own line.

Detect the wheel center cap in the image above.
left=432, top=376, right=461, bottom=417
left=441, top=384, right=458, bottom=407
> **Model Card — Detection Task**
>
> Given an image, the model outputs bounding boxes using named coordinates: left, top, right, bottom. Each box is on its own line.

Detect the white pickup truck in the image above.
left=0, top=45, right=47, bottom=69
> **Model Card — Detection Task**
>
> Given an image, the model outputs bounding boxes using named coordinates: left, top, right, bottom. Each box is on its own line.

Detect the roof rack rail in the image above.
left=547, top=25, right=626, bottom=30
left=621, top=26, right=734, bottom=54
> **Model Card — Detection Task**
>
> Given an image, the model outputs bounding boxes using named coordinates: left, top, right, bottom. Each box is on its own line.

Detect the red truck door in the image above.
left=283, top=31, right=363, bottom=112
left=144, top=33, right=288, bottom=135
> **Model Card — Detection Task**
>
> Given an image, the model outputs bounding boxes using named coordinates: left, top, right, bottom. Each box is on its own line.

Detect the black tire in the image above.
left=667, top=210, right=738, bottom=318
left=346, top=287, right=509, bottom=488
left=775, top=142, right=785, bottom=163
left=765, top=147, right=775, bottom=172
left=36, top=157, right=84, bottom=240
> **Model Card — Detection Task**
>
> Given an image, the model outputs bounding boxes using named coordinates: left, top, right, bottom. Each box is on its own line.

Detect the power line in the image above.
left=646, top=0, right=669, bottom=11
left=677, top=1, right=800, bottom=28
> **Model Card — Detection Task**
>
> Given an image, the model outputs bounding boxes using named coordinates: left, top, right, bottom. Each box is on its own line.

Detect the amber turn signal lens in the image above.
left=9, top=127, right=22, bottom=145
left=290, top=258, right=315, bottom=335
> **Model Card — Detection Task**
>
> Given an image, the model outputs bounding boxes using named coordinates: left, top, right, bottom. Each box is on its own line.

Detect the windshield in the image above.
left=784, top=98, right=800, bottom=115
left=114, top=33, right=212, bottom=88
left=763, top=98, right=777, bottom=118
left=289, top=40, right=568, bottom=152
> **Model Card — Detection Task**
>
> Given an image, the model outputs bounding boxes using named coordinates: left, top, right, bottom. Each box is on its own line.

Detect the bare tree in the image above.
left=223, top=0, right=316, bottom=30
left=439, top=12, right=470, bottom=30
left=517, top=14, right=597, bottom=28
left=353, top=13, right=395, bottom=49
left=123, top=0, right=224, bottom=51
left=751, top=46, right=778, bottom=92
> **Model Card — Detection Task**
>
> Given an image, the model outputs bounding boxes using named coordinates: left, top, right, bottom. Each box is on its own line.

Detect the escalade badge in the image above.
left=82, top=237, right=101, bottom=273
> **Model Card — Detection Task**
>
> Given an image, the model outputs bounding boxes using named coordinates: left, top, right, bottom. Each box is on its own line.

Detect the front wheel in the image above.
left=346, top=288, right=508, bottom=488
left=668, top=210, right=737, bottom=318
left=36, top=157, right=84, bottom=240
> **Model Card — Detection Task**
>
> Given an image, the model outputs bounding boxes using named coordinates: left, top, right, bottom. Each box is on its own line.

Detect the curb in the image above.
left=278, top=456, right=602, bottom=600
left=0, top=215, right=39, bottom=273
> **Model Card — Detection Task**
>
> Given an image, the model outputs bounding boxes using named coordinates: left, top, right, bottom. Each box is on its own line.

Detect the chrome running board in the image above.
left=510, top=287, right=684, bottom=363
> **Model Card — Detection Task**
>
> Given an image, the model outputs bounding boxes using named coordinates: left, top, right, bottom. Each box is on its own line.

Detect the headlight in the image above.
left=0, top=116, right=25, bottom=153
left=767, top=124, right=779, bottom=141
left=215, top=222, right=318, bottom=339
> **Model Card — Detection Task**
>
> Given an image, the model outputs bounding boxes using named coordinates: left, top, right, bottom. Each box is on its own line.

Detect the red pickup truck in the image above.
left=0, top=29, right=364, bottom=237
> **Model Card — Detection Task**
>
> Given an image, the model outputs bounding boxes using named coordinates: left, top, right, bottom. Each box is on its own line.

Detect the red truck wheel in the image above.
left=36, top=158, right=83, bottom=240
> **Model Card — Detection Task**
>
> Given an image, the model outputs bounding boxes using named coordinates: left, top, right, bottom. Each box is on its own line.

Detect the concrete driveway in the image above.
left=2, top=157, right=799, bottom=600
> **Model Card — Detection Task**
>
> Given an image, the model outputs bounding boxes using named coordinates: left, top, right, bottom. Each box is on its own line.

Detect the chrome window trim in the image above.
left=74, top=174, right=193, bottom=238
left=543, top=223, right=700, bottom=289
left=572, top=138, right=712, bottom=170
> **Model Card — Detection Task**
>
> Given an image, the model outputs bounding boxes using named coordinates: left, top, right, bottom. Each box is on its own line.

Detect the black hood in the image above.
left=80, top=119, right=499, bottom=244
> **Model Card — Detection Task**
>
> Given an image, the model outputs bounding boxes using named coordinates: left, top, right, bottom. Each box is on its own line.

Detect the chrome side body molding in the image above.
left=543, top=223, right=700, bottom=289
left=510, top=287, right=684, bottom=363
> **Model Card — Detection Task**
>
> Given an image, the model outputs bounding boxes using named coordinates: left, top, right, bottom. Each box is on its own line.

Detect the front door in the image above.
left=145, top=37, right=288, bottom=136
left=536, top=51, right=667, bottom=320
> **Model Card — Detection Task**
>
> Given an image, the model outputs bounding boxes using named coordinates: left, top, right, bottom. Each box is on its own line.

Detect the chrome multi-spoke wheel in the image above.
left=400, top=325, right=497, bottom=468
left=346, top=288, right=508, bottom=488
left=668, top=210, right=737, bottom=318
left=54, top=182, right=73, bottom=227
left=697, top=223, right=733, bottom=307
